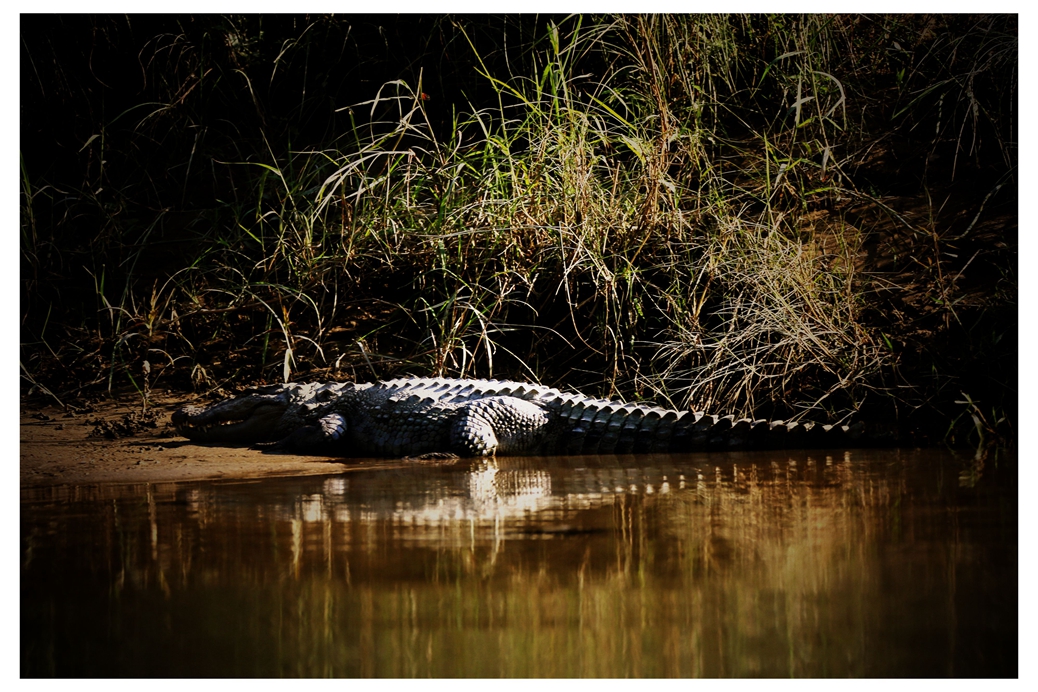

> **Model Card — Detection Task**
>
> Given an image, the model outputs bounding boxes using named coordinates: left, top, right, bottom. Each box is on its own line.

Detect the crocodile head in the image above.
left=172, top=383, right=326, bottom=444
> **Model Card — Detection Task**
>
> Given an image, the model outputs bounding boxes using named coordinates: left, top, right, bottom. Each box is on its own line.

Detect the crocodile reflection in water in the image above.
left=286, top=452, right=856, bottom=529
left=22, top=447, right=1013, bottom=678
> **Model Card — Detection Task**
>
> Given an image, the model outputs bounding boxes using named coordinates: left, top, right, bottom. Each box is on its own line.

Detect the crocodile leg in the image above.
left=449, top=396, right=552, bottom=456
left=272, top=413, right=348, bottom=453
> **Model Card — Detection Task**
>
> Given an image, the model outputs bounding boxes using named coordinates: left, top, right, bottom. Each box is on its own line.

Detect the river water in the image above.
left=21, top=447, right=1017, bottom=677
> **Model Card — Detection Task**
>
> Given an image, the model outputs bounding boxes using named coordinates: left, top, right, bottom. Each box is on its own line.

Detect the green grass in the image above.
left=20, top=14, right=1017, bottom=442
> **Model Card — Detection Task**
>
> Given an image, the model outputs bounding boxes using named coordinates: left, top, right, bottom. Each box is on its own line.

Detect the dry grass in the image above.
left=20, top=15, right=1016, bottom=440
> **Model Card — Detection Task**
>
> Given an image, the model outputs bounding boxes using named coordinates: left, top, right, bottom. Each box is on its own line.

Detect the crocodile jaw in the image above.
left=172, top=397, right=290, bottom=443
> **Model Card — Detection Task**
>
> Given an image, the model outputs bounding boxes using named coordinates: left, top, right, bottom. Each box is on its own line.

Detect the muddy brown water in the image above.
left=21, top=447, right=1016, bottom=677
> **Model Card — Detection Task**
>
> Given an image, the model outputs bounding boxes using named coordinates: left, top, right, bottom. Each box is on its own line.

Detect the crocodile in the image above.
left=172, top=377, right=864, bottom=457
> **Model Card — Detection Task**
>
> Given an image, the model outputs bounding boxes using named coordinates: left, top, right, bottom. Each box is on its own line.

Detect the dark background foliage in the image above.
left=20, top=14, right=1017, bottom=445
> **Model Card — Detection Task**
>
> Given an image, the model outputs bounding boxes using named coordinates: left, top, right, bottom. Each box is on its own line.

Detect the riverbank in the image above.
left=20, top=393, right=353, bottom=488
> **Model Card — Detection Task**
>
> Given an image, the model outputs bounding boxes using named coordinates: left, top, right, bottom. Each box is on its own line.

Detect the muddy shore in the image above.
left=20, top=394, right=352, bottom=488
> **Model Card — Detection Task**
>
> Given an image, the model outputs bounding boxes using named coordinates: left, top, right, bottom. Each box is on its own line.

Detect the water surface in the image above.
left=21, top=447, right=1017, bottom=677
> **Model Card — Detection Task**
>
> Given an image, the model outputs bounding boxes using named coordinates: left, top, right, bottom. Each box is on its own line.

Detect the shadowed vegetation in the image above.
left=20, top=14, right=1016, bottom=445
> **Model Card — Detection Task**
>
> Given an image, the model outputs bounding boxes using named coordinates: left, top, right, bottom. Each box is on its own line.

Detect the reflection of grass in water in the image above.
left=254, top=453, right=967, bottom=676
left=652, top=455, right=880, bottom=676
left=22, top=449, right=1014, bottom=677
